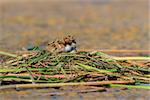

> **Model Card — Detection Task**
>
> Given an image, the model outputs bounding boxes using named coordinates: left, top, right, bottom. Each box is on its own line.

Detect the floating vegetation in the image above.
left=0, top=49, right=150, bottom=90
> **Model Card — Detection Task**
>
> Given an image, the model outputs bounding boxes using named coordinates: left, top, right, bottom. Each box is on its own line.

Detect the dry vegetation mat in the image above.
left=0, top=50, right=150, bottom=90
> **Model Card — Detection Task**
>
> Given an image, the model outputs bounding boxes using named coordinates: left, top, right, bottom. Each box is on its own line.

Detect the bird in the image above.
left=46, top=35, right=77, bottom=53
left=46, top=41, right=57, bottom=52
left=63, top=35, right=77, bottom=53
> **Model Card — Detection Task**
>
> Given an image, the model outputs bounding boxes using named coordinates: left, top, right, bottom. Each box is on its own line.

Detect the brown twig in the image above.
left=0, top=80, right=134, bottom=90
left=79, top=49, right=150, bottom=53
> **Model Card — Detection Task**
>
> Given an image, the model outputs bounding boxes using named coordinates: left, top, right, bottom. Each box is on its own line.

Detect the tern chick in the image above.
left=63, top=35, right=77, bottom=52
left=46, top=35, right=77, bottom=53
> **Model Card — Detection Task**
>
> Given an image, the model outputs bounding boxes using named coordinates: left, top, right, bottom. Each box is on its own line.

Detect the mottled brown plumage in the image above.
left=46, top=35, right=76, bottom=52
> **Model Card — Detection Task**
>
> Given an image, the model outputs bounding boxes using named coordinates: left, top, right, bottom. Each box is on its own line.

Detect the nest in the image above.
left=0, top=49, right=149, bottom=86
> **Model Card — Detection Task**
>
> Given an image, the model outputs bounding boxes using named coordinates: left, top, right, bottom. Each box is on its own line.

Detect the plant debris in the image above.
left=0, top=48, right=149, bottom=90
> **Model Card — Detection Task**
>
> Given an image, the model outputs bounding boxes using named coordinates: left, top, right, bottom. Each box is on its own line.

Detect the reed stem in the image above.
left=0, top=81, right=134, bottom=90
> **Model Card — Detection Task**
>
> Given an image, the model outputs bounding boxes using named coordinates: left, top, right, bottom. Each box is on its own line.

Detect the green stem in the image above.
left=0, top=51, right=18, bottom=58
left=76, top=62, right=112, bottom=73
left=0, top=81, right=134, bottom=90
left=110, top=84, right=150, bottom=89
left=113, top=57, right=150, bottom=61
left=25, top=67, right=36, bottom=84
left=0, top=68, right=57, bottom=73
